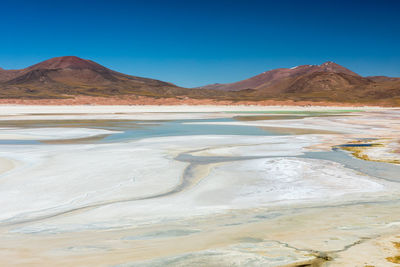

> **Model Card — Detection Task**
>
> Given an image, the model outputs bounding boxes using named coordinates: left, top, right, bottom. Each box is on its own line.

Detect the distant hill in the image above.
left=0, top=57, right=399, bottom=105
left=0, top=56, right=189, bottom=98
left=366, top=76, right=400, bottom=83
left=197, top=62, right=400, bottom=105
left=197, top=62, right=360, bottom=91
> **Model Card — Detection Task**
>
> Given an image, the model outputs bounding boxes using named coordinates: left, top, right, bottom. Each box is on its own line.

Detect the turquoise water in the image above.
left=103, top=118, right=282, bottom=142
left=0, top=140, right=40, bottom=145
left=0, top=118, right=287, bottom=145
left=0, top=112, right=352, bottom=144
left=0, top=115, right=399, bottom=188
left=303, top=148, right=400, bottom=183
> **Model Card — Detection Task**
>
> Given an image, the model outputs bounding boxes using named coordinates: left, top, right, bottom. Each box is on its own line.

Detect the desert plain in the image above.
left=0, top=105, right=399, bottom=267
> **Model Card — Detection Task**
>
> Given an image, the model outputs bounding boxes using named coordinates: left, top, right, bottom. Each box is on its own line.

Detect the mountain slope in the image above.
left=198, top=62, right=360, bottom=92
left=0, top=68, right=20, bottom=82
left=196, top=61, right=400, bottom=105
left=242, top=71, right=400, bottom=104
left=0, top=56, right=188, bottom=98
left=0, top=57, right=399, bottom=105
left=366, top=76, right=400, bottom=83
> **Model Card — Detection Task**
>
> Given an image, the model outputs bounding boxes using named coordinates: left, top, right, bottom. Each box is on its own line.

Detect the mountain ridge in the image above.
left=0, top=56, right=189, bottom=99
left=197, top=61, right=360, bottom=91
left=0, top=56, right=399, bottom=105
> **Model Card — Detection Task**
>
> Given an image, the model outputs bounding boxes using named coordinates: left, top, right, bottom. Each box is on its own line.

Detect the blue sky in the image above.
left=0, top=0, right=399, bottom=87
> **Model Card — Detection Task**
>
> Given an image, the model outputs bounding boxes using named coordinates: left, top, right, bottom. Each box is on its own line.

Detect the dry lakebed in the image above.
left=0, top=105, right=399, bottom=267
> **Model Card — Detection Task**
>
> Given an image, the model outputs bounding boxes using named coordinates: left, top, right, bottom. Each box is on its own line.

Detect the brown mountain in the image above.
left=0, top=57, right=399, bottom=105
left=198, top=61, right=360, bottom=91
left=366, top=76, right=400, bottom=83
left=0, top=56, right=190, bottom=98
left=0, top=67, right=20, bottom=83
left=244, top=71, right=400, bottom=104
left=197, top=62, right=400, bottom=105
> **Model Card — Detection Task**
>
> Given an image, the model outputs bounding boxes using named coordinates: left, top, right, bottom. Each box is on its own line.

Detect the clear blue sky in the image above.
left=0, top=0, right=399, bottom=87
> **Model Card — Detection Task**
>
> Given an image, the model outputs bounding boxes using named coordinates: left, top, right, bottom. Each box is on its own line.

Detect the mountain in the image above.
left=0, top=56, right=189, bottom=98
left=196, top=61, right=400, bottom=105
left=0, top=57, right=399, bottom=105
left=0, top=67, right=20, bottom=83
left=198, top=62, right=360, bottom=91
left=366, top=76, right=400, bottom=83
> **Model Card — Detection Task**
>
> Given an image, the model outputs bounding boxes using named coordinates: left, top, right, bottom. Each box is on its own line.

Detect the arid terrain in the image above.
left=1, top=56, right=399, bottom=106
left=0, top=95, right=394, bottom=106
left=2, top=1, right=399, bottom=267
left=0, top=105, right=400, bottom=266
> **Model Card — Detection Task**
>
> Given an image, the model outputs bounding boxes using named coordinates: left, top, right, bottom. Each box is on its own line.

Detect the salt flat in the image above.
left=0, top=106, right=399, bottom=266
left=0, top=127, right=120, bottom=140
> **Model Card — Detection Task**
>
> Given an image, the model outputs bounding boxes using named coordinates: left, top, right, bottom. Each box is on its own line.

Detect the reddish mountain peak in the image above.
left=25, top=56, right=108, bottom=71
left=317, top=61, right=360, bottom=76
left=199, top=61, right=360, bottom=91
left=321, top=61, right=335, bottom=65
